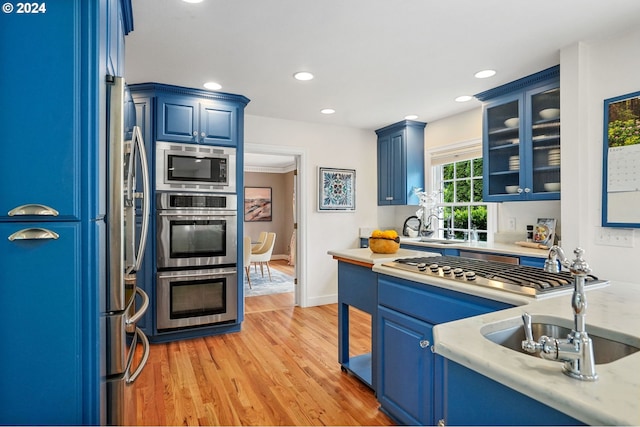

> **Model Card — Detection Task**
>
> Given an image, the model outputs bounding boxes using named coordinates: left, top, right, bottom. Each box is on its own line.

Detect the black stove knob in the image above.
left=453, top=268, right=464, bottom=277
left=417, top=263, right=427, bottom=271
left=442, top=266, right=452, bottom=275
left=465, top=271, right=477, bottom=280
left=429, top=263, right=440, bottom=272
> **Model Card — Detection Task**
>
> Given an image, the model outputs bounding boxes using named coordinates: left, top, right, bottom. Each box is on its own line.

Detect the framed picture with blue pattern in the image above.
left=318, top=167, right=356, bottom=211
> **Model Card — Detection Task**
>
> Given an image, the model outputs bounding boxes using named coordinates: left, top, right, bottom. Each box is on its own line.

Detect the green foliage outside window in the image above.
left=439, top=157, right=487, bottom=241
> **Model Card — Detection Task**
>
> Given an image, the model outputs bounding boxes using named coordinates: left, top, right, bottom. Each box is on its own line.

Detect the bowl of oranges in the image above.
left=368, top=229, right=400, bottom=254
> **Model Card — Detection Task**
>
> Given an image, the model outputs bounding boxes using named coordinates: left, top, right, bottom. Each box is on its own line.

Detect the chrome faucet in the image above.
left=421, top=213, right=440, bottom=237
left=521, top=246, right=598, bottom=381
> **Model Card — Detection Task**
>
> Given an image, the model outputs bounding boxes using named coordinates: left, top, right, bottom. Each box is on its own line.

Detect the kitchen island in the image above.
left=373, top=260, right=640, bottom=426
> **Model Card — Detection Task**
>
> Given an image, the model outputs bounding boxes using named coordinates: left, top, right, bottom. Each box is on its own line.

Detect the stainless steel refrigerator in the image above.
left=103, top=75, right=151, bottom=425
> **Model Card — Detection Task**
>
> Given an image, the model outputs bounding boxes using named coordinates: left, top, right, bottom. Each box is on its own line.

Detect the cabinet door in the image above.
left=199, top=101, right=237, bottom=146
left=483, top=93, right=524, bottom=201
left=1, top=3, right=82, bottom=220
left=378, top=132, right=405, bottom=205
left=156, top=95, right=199, bottom=143
left=525, top=84, right=561, bottom=200
left=0, top=222, right=82, bottom=424
left=377, top=306, right=434, bottom=425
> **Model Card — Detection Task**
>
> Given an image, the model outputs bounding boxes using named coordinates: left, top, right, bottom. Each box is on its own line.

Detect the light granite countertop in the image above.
left=327, top=247, right=439, bottom=265
left=432, top=281, right=640, bottom=426
left=399, top=237, right=551, bottom=259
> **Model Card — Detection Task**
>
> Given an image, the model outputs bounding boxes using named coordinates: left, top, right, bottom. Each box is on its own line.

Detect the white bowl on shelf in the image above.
left=505, top=185, right=520, bottom=194
left=539, top=108, right=560, bottom=120
left=504, top=118, right=519, bottom=128
left=544, top=182, right=561, bottom=192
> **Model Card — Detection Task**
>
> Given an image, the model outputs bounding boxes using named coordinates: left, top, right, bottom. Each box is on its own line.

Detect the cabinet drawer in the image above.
left=378, top=276, right=512, bottom=324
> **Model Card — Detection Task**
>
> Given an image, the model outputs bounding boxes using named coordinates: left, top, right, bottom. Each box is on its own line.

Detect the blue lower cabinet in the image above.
left=377, top=307, right=434, bottom=425
left=376, top=274, right=513, bottom=425
left=441, top=360, right=584, bottom=426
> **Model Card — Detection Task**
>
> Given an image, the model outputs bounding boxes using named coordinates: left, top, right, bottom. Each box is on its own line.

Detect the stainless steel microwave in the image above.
left=155, top=141, right=236, bottom=193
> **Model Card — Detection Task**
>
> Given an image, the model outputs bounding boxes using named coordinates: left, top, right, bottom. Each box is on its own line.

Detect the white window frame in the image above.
left=426, top=138, right=497, bottom=243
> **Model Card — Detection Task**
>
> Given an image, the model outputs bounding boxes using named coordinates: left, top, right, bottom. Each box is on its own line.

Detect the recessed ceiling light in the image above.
left=203, top=81, right=222, bottom=90
left=320, top=108, right=335, bottom=115
left=474, top=69, right=496, bottom=79
left=294, top=71, right=314, bottom=81
left=455, top=95, right=473, bottom=102
left=404, top=114, right=418, bottom=120
left=182, top=0, right=204, bottom=3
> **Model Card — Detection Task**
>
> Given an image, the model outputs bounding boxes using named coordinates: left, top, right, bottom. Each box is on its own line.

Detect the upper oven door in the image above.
left=155, top=141, right=236, bottom=193
left=157, top=211, right=237, bottom=269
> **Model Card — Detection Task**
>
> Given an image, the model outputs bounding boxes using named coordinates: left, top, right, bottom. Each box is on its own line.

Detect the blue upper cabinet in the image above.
left=477, top=66, right=561, bottom=202
left=151, top=86, right=249, bottom=146
left=376, top=120, right=426, bottom=205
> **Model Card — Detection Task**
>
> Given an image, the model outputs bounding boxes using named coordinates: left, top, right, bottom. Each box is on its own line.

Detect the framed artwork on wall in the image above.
left=318, top=167, right=356, bottom=211
left=244, top=187, right=272, bottom=222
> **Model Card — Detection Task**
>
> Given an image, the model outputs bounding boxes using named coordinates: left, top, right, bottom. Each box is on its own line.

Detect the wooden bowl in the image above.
left=369, top=237, right=400, bottom=254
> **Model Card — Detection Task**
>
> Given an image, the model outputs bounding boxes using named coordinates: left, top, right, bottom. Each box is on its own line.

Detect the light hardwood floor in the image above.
left=125, top=262, right=393, bottom=426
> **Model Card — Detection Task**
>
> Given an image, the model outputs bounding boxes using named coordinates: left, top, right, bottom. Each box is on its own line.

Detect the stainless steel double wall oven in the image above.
left=155, top=142, right=238, bottom=331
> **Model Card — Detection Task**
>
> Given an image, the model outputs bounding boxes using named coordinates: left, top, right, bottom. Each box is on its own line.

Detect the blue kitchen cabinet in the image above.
left=441, top=360, right=584, bottom=426
left=375, top=120, right=426, bottom=205
left=154, top=89, right=247, bottom=146
left=0, top=0, right=132, bottom=424
left=477, top=66, right=561, bottom=202
left=377, top=275, right=513, bottom=425
left=336, top=260, right=378, bottom=390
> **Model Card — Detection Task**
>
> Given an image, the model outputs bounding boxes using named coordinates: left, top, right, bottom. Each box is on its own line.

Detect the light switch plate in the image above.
left=595, top=227, right=635, bottom=247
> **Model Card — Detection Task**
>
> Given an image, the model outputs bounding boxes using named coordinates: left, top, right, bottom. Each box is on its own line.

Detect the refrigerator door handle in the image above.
left=125, top=327, right=150, bottom=385
left=132, top=125, right=150, bottom=273
left=126, top=287, right=149, bottom=327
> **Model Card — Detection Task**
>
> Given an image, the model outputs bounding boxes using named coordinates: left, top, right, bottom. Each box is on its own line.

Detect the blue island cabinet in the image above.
left=376, top=275, right=513, bottom=426
left=0, top=0, right=132, bottom=424
left=441, top=360, right=584, bottom=426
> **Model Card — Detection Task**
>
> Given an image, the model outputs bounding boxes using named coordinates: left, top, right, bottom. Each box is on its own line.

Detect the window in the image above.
left=437, top=157, right=488, bottom=241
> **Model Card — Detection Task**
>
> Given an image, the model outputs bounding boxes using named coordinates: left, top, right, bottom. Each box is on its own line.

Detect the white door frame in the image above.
left=244, top=143, right=307, bottom=307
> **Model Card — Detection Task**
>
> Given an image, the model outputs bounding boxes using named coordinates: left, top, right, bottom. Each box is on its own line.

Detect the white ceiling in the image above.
left=125, top=0, right=640, bottom=167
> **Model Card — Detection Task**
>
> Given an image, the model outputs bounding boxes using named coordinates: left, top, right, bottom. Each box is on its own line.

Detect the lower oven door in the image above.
left=156, top=267, right=238, bottom=331
left=157, top=211, right=237, bottom=269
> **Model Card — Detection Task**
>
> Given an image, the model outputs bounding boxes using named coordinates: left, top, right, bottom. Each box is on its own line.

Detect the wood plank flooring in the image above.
left=125, top=265, right=393, bottom=426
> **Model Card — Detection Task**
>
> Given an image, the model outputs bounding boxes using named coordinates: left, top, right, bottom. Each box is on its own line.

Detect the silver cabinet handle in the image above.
left=385, top=196, right=393, bottom=201
left=8, top=228, right=59, bottom=241
left=192, top=131, right=198, bottom=137
left=419, top=339, right=430, bottom=348
left=8, top=204, right=59, bottom=217
left=126, top=288, right=149, bottom=326
left=438, top=419, right=446, bottom=426
left=125, top=327, right=150, bottom=384
left=524, top=187, right=531, bottom=193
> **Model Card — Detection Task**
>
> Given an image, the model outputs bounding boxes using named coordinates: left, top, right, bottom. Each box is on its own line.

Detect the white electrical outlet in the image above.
left=595, top=228, right=635, bottom=247
left=507, top=217, right=516, bottom=231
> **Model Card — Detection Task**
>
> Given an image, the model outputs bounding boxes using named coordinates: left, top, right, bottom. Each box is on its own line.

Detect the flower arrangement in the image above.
left=413, top=187, right=442, bottom=221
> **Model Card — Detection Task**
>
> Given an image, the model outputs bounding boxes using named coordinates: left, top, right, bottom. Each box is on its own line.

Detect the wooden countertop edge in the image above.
left=332, top=256, right=373, bottom=268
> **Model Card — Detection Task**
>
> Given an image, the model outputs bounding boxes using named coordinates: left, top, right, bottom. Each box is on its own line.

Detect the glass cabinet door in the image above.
left=528, top=87, right=561, bottom=195
left=484, top=97, right=523, bottom=197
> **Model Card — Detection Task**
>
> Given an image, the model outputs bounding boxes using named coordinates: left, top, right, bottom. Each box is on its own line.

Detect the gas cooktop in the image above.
left=382, top=256, right=607, bottom=298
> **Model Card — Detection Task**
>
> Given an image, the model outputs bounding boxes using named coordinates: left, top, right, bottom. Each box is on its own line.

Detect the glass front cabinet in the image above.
left=477, top=66, right=560, bottom=202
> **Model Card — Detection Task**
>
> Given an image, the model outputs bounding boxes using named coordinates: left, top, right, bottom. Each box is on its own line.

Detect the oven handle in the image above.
left=157, top=269, right=237, bottom=280
left=158, top=211, right=237, bottom=217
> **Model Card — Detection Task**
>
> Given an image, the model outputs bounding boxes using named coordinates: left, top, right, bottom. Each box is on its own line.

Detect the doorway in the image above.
left=243, top=143, right=306, bottom=308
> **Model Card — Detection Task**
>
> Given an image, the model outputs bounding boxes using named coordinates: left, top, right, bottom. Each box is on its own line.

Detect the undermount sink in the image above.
left=482, top=317, right=640, bottom=365
left=419, top=238, right=465, bottom=245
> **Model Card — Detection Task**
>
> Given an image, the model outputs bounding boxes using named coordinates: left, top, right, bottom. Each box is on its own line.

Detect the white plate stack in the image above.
left=509, top=155, right=520, bottom=171
left=548, top=148, right=561, bottom=166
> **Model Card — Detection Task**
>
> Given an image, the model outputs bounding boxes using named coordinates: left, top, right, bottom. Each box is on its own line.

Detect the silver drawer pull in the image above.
left=8, top=204, right=59, bottom=217
left=8, top=228, right=60, bottom=241
left=419, top=339, right=430, bottom=348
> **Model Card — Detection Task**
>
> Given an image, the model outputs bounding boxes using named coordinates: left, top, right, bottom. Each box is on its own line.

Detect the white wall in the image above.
left=560, top=27, right=640, bottom=283
left=245, top=115, right=377, bottom=306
